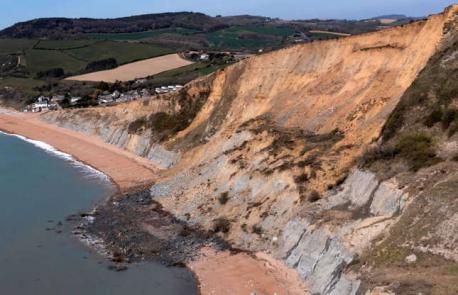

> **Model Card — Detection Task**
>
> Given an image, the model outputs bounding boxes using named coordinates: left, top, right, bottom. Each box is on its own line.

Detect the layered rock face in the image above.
left=42, top=5, right=458, bottom=295
left=279, top=169, right=407, bottom=294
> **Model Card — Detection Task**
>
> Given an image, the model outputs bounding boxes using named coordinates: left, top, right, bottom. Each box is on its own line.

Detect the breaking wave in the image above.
left=0, top=130, right=110, bottom=182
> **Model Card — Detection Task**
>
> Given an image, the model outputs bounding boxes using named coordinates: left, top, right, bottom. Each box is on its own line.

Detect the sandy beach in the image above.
left=190, top=248, right=308, bottom=295
left=0, top=111, right=157, bottom=192
left=0, top=109, right=307, bottom=295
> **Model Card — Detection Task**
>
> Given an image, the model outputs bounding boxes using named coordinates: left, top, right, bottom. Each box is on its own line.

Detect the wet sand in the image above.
left=0, top=109, right=308, bottom=295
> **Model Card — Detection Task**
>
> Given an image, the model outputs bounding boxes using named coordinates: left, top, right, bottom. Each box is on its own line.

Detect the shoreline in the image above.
left=0, top=111, right=157, bottom=192
left=0, top=110, right=308, bottom=295
left=0, top=130, right=110, bottom=183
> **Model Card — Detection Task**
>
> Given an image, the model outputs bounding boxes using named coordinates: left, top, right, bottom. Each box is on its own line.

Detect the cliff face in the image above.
left=42, top=5, right=458, bottom=295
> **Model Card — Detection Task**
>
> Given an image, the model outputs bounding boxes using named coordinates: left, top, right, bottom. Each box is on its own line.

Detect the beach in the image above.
left=0, top=110, right=157, bottom=192
left=0, top=109, right=307, bottom=295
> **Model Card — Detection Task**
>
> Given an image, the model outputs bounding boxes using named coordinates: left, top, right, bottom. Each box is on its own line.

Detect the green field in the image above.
left=66, top=41, right=171, bottom=65
left=0, top=77, right=45, bottom=95
left=87, top=27, right=199, bottom=41
left=34, top=39, right=96, bottom=50
left=86, top=25, right=295, bottom=51
left=207, top=25, right=294, bottom=50
left=144, top=62, right=229, bottom=87
left=230, top=26, right=295, bottom=36
left=25, top=49, right=86, bottom=74
left=0, top=39, right=37, bottom=54
left=0, top=39, right=172, bottom=75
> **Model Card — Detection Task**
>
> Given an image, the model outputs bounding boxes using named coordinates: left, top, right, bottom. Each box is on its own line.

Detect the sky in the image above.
left=0, top=0, right=456, bottom=30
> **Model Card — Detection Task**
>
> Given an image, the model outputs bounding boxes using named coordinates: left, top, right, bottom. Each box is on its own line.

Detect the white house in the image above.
left=112, top=90, right=121, bottom=99
left=70, top=97, right=82, bottom=105
left=52, top=96, right=64, bottom=103
left=140, top=89, right=151, bottom=97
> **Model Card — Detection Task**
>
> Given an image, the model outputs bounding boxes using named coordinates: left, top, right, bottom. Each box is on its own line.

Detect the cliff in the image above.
left=41, top=5, right=458, bottom=294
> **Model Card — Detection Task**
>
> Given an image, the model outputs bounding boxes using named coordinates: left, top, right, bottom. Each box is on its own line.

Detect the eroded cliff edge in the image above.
left=42, top=5, right=458, bottom=294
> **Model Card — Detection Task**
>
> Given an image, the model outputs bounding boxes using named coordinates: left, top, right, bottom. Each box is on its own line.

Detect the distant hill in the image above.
left=372, top=14, right=409, bottom=20
left=0, top=12, right=268, bottom=39
left=0, top=11, right=416, bottom=41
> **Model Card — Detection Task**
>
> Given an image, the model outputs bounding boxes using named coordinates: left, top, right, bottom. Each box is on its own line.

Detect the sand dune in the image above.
left=66, top=53, right=193, bottom=83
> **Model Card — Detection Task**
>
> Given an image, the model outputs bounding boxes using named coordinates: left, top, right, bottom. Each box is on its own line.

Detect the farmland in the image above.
left=0, top=38, right=174, bottom=107
left=66, top=53, right=194, bottom=82
left=206, top=25, right=294, bottom=50
left=88, top=27, right=200, bottom=41
left=0, top=39, right=172, bottom=76
left=139, top=62, right=229, bottom=87
left=86, top=25, right=296, bottom=51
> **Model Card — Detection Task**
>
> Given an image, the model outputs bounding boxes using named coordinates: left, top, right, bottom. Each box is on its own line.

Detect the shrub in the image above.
left=148, top=112, right=178, bottom=132
left=127, top=116, right=147, bottom=134
left=85, top=58, right=118, bottom=72
left=36, top=67, right=65, bottom=79
left=424, top=107, right=443, bottom=127
left=307, top=190, right=320, bottom=203
left=294, top=173, right=309, bottom=184
left=218, top=192, right=229, bottom=205
left=359, top=145, right=398, bottom=166
left=448, top=122, right=458, bottom=138
left=437, top=78, right=458, bottom=105
left=441, top=108, right=458, bottom=130
left=382, top=110, right=404, bottom=141
left=252, top=225, right=263, bottom=235
left=213, top=218, right=231, bottom=233
left=395, top=133, right=441, bottom=171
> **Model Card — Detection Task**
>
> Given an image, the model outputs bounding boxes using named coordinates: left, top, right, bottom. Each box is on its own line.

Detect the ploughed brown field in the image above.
left=66, top=53, right=194, bottom=82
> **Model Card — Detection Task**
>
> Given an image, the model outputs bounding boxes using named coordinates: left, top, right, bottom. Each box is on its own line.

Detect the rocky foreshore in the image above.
left=71, top=189, right=308, bottom=295
left=72, top=189, right=232, bottom=268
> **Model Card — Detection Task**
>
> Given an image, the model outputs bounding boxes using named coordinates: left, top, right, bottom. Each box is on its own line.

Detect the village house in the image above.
left=26, top=96, right=50, bottom=112
left=200, top=54, right=210, bottom=61
left=112, top=90, right=121, bottom=99
left=70, top=97, right=82, bottom=106
left=140, top=88, right=151, bottom=97
left=98, top=94, right=114, bottom=105
left=51, top=95, right=65, bottom=104
left=154, top=85, right=183, bottom=94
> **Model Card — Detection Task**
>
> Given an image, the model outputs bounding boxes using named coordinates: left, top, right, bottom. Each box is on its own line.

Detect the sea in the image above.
left=0, top=131, right=196, bottom=295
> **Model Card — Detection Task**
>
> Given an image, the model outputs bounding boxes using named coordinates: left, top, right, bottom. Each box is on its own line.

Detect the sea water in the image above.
left=0, top=132, right=196, bottom=295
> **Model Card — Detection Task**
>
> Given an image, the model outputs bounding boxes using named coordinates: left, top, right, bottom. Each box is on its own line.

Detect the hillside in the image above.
left=0, top=12, right=227, bottom=39
left=0, top=12, right=397, bottom=110
left=0, top=11, right=395, bottom=47
left=31, top=4, right=458, bottom=295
